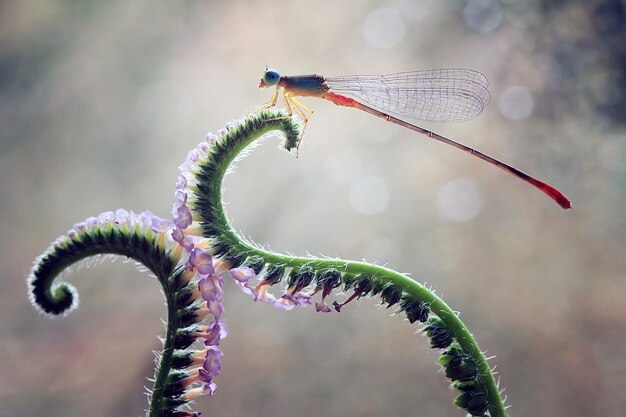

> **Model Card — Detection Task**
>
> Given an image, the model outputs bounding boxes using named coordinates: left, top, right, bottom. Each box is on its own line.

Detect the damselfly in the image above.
left=258, top=68, right=571, bottom=209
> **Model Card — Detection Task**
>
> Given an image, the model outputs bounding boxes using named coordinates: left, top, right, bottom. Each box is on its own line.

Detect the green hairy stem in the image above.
left=28, top=111, right=507, bottom=417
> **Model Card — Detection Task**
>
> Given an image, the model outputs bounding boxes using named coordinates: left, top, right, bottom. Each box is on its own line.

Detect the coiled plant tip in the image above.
left=27, top=110, right=508, bottom=417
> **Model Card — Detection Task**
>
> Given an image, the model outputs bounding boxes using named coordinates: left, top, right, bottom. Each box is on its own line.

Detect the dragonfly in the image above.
left=257, top=68, right=571, bottom=209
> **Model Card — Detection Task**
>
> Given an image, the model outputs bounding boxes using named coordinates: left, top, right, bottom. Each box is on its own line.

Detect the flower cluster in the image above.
left=180, top=273, right=227, bottom=399
left=28, top=208, right=183, bottom=317
left=67, top=209, right=174, bottom=244
left=57, top=138, right=232, bottom=399
left=26, top=111, right=504, bottom=417
left=230, top=265, right=313, bottom=311
left=165, top=134, right=228, bottom=397
left=170, top=126, right=399, bottom=400
left=169, top=128, right=325, bottom=397
left=176, top=130, right=329, bottom=309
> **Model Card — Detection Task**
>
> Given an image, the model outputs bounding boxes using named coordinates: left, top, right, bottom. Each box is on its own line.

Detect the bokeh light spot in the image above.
left=436, top=179, right=483, bottom=222
left=362, top=8, right=407, bottom=49
left=349, top=176, right=389, bottom=215
left=497, top=86, right=535, bottom=120
left=463, top=0, right=503, bottom=33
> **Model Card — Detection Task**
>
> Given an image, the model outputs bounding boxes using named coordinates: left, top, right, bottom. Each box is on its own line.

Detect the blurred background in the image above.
left=1, top=0, right=625, bottom=416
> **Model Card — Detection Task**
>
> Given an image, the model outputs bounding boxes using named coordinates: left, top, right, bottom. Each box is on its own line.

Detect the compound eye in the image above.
left=263, top=69, right=280, bottom=86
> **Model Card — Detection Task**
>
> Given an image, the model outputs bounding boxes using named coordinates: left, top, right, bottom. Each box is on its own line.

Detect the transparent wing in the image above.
left=325, top=69, right=491, bottom=122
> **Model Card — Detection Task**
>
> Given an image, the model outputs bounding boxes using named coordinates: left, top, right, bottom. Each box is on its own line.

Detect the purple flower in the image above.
left=189, top=248, right=214, bottom=275
left=172, top=228, right=194, bottom=251
left=292, top=292, right=312, bottom=307
left=253, top=282, right=277, bottom=303
left=207, top=297, right=224, bottom=319
left=230, top=267, right=255, bottom=283
left=151, top=217, right=174, bottom=234
left=139, top=210, right=154, bottom=227
left=114, top=208, right=129, bottom=224
left=203, top=346, right=223, bottom=376
left=215, top=321, right=228, bottom=339
left=198, top=369, right=217, bottom=396
left=187, top=149, right=201, bottom=163
left=98, top=211, right=115, bottom=224
left=175, top=190, right=188, bottom=204
left=197, top=276, right=225, bottom=320
left=203, top=321, right=226, bottom=346
left=315, top=301, right=332, bottom=313
left=173, top=205, right=192, bottom=229
left=205, top=132, right=218, bottom=143
left=230, top=266, right=256, bottom=295
left=198, top=276, right=224, bottom=303
left=178, top=149, right=201, bottom=174
left=273, top=298, right=295, bottom=311
left=173, top=203, right=193, bottom=230
left=74, top=221, right=88, bottom=232
left=281, top=292, right=312, bottom=307
left=127, top=211, right=140, bottom=227
left=176, top=174, right=187, bottom=190
left=138, top=210, right=172, bottom=234
left=197, top=141, right=210, bottom=153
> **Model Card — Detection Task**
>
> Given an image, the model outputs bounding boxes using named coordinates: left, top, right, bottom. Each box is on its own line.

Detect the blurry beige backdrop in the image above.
left=2, top=1, right=625, bottom=416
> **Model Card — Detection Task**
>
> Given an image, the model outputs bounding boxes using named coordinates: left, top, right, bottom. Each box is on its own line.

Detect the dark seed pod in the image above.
left=369, top=279, right=385, bottom=296
left=439, top=346, right=461, bottom=366
left=224, top=251, right=246, bottom=269
left=446, top=355, right=477, bottom=382
left=316, top=269, right=342, bottom=291
left=454, top=387, right=489, bottom=416
left=401, top=299, right=430, bottom=323
left=172, top=336, right=194, bottom=351
left=167, top=270, right=188, bottom=293
left=424, top=320, right=454, bottom=349
left=288, top=266, right=315, bottom=291
left=313, top=269, right=342, bottom=311
left=173, top=330, right=196, bottom=350
left=161, top=371, right=187, bottom=398
left=263, top=264, right=285, bottom=286
left=380, top=285, right=402, bottom=308
left=342, top=274, right=357, bottom=291
left=177, top=305, right=203, bottom=329
left=211, top=240, right=230, bottom=258
left=351, top=274, right=374, bottom=298
left=315, top=269, right=341, bottom=289
left=170, top=350, right=194, bottom=370
left=440, top=348, right=478, bottom=382
left=174, top=287, right=195, bottom=309
left=332, top=274, right=374, bottom=312
left=243, top=256, right=266, bottom=274
left=160, top=393, right=186, bottom=409
left=177, top=305, right=198, bottom=330
left=200, top=220, right=221, bottom=238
